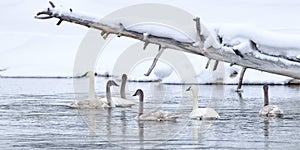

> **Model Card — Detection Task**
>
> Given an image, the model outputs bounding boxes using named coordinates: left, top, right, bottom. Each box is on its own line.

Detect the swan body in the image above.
left=189, top=108, right=220, bottom=120
left=259, top=105, right=283, bottom=117
left=259, top=84, right=283, bottom=117
left=186, top=85, right=220, bottom=120
left=136, top=110, right=177, bottom=121
left=100, top=97, right=135, bottom=107
left=68, top=71, right=118, bottom=109
left=133, top=89, right=178, bottom=121
left=99, top=74, right=135, bottom=107
left=69, top=98, right=107, bottom=109
left=68, top=71, right=104, bottom=109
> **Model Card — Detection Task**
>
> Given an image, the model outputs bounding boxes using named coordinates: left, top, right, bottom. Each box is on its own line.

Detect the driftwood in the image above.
left=35, top=2, right=300, bottom=80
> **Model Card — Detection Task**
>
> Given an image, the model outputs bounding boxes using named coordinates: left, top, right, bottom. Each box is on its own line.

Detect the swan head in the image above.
left=133, top=89, right=143, bottom=97
left=133, top=89, right=144, bottom=117
left=133, top=89, right=144, bottom=102
left=186, top=85, right=197, bottom=92
left=107, top=80, right=119, bottom=87
left=122, top=74, right=128, bottom=82
left=263, top=84, right=268, bottom=91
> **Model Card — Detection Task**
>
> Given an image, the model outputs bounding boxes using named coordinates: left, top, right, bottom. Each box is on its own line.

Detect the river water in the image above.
left=0, top=77, right=299, bottom=149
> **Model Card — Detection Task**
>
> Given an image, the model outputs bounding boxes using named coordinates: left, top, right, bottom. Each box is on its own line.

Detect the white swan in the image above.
left=186, top=85, right=220, bottom=120
left=100, top=74, right=135, bottom=107
left=259, top=84, right=283, bottom=117
left=133, top=89, right=178, bottom=121
left=69, top=71, right=108, bottom=109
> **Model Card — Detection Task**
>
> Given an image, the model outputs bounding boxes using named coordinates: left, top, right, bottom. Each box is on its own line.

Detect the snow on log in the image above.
left=35, top=2, right=300, bottom=79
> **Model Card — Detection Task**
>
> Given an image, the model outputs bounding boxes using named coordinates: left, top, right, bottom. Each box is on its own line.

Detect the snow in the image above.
left=129, top=24, right=194, bottom=42
left=1, top=0, right=300, bottom=84
left=215, top=23, right=300, bottom=58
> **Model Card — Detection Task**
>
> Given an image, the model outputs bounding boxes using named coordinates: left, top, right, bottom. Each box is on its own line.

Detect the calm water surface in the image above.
left=0, top=77, right=299, bottom=149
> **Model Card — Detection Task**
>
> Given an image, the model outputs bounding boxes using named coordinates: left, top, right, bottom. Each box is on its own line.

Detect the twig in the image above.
left=144, top=47, right=165, bottom=76
left=236, top=67, right=247, bottom=92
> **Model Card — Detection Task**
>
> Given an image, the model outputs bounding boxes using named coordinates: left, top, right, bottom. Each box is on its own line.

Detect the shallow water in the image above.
left=0, top=77, right=299, bottom=149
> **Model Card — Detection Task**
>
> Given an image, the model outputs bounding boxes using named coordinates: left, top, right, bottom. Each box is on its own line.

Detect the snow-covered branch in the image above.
left=35, top=2, right=300, bottom=79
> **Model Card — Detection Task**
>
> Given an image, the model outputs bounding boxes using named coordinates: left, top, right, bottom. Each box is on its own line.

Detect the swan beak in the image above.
left=133, top=89, right=142, bottom=96
left=132, top=91, right=138, bottom=96
left=186, top=86, right=191, bottom=91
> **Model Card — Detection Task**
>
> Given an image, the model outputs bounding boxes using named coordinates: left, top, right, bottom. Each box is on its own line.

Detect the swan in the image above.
left=132, top=89, right=178, bottom=121
left=69, top=71, right=108, bottom=109
left=186, top=85, right=220, bottom=120
left=97, top=74, right=127, bottom=99
left=100, top=74, right=135, bottom=107
left=259, top=84, right=283, bottom=117
left=99, top=80, right=122, bottom=108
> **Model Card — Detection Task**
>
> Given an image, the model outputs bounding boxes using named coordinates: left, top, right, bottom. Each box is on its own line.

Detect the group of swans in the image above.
left=69, top=71, right=134, bottom=109
left=69, top=71, right=283, bottom=121
left=185, top=84, right=283, bottom=120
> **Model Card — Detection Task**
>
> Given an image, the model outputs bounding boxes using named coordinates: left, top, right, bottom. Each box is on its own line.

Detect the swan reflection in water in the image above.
left=138, top=121, right=144, bottom=149
left=263, top=118, right=270, bottom=150
left=191, top=119, right=217, bottom=144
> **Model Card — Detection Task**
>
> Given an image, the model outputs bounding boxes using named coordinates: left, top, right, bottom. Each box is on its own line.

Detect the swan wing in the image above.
left=99, top=97, right=134, bottom=107
left=189, top=108, right=219, bottom=120
left=111, top=97, right=135, bottom=107
left=152, top=110, right=178, bottom=121
left=137, top=110, right=178, bottom=121
left=259, top=105, right=283, bottom=117
left=98, top=97, right=116, bottom=107
left=68, top=97, right=112, bottom=109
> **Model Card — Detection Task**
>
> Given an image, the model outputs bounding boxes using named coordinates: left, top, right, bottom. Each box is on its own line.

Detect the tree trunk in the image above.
left=35, top=3, right=300, bottom=79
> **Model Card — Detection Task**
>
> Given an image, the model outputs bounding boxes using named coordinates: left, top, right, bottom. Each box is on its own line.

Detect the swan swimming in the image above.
left=133, top=89, right=178, bottom=121
left=99, top=80, right=122, bottom=108
left=259, top=84, right=283, bottom=117
left=100, top=74, right=135, bottom=107
left=69, top=71, right=109, bottom=109
left=186, top=85, right=220, bottom=120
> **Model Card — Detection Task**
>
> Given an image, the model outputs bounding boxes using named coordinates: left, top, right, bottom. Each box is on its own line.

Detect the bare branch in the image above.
left=205, top=58, right=212, bottom=69
left=56, top=19, right=63, bottom=26
left=236, top=67, right=247, bottom=92
left=49, top=1, right=55, bottom=8
left=193, top=17, right=203, bottom=42
left=213, top=60, right=219, bottom=71
left=34, top=6, right=300, bottom=79
left=144, top=47, right=165, bottom=76
left=143, top=41, right=149, bottom=50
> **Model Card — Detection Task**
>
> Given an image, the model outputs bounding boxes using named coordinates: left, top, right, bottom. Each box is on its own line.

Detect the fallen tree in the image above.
left=35, top=2, right=300, bottom=87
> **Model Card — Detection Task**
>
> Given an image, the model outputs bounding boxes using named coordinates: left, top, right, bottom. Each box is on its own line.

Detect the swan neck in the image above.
left=264, top=87, right=269, bottom=106
left=120, top=78, right=126, bottom=99
left=88, top=73, right=96, bottom=99
left=192, top=89, right=198, bottom=110
left=106, top=83, right=112, bottom=106
left=138, top=92, right=144, bottom=117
